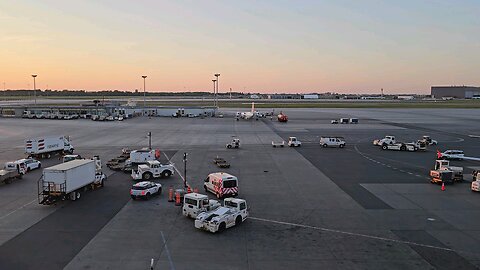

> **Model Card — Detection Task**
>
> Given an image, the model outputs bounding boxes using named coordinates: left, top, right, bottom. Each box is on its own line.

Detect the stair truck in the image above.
left=25, top=135, right=74, bottom=159
left=38, top=157, right=106, bottom=205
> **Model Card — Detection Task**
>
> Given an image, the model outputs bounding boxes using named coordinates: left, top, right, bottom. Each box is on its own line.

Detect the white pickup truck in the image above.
left=194, top=198, right=248, bottom=233
left=131, top=160, right=174, bottom=181
left=287, top=137, right=302, bottom=147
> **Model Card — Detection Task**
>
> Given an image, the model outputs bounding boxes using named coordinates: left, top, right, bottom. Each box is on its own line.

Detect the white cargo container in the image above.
left=25, top=135, right=74, bottom=158
left=38, top=159, right=105, bottom=204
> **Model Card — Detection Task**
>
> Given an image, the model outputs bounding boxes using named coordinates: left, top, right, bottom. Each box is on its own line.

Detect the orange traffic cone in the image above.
left=168, top=187, right=174, bottom=202
left=441, top=182, right=445, bottom=191
left=193, top=188, right=199, bottom=193
left=187, top=186, right=192, bottom=193
left=175, top=191, right=181, bottom=206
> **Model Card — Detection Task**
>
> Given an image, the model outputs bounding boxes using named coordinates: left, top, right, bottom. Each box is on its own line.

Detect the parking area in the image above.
left=0, top=108, right=480, bottom=269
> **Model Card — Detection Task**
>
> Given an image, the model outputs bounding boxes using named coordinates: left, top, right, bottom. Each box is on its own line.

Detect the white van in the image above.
left=320, top=137, right=346, bottom=148
left=204, top=172, right=239, bottom=198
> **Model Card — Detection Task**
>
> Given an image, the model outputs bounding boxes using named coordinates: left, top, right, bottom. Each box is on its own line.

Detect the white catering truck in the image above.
left=25, top=135, right=74, bottom=159
left=38, top=157, right=106, bottom=205
left=182, top=193, right=221, bottom=218
left=194, top=198, right=248, bottom=233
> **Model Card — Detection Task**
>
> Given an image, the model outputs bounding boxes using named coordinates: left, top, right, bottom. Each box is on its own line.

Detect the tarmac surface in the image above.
left=0, top=108, right=479, bottom=270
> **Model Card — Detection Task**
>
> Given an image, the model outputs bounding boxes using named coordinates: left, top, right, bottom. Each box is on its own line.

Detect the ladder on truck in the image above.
left=37, top=176, right=66, bottom=205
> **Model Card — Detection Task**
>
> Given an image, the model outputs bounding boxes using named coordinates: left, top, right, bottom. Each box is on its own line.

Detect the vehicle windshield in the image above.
left=223, top=180, right=237, bottom=188
left=185, top=198, right=198, bottom=206
left=224, top=201, right=238, bottom=208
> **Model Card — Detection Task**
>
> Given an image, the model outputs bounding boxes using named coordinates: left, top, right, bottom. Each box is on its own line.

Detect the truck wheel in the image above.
left=131, top=195, right=136, bottom=200
left=162, top=170, right=172, bottom=178
left=400, top=145, right=406, bottom=151
left=382, top=145, right=387, bottom=150
left=281, top=145, right=284, bottom=147
left=273, top=145, right=276, bottom=148
left=204, top=186, right=208, bottom=192
left=235, top=216, right=243, bottom=226
left=339, top=144, right=345, bottom=148
left=227, top=145, right=232, bottom=149
left=143, top=172, right=152, bottom=180
left=218, top=222, right=226, bottom=233
left=322, top=144, right=328, bottom=148
left=76, top=192, right=81, bottom=200
left=145, top=193, right=151, bottom=200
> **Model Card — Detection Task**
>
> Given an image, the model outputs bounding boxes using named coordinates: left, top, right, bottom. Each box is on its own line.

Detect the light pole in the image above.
left=183, top=152, right=188, bottom=188
left=31, top=75, right=37, bottom=105
left=212, top=79, right=216, bottom=107
left=147, top=131, right=152, bottom=150
left=214, top=73, right=220, bottom=107
left=142, top=75, right=147, bottom=116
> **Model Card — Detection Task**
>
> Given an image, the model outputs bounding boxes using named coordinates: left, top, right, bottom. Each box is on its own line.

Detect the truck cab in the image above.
left=288, top=137, right=302, bottom=147
left=374, top=135, right=396, bottom=146
left=182, top=193, right=221, bottom=219
left=131, top=160, right=174, bottom=181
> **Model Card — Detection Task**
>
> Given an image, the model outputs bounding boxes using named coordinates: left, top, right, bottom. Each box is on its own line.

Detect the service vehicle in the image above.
left=438, top=150, right=465, bottom=160
left=226, top=138, right=240, bottom=149
left=124, top=148, right=159, bottom=172
left=430, top=169, right=454, bottom=185
left=182, top=192, right=221, bottom=218
left=131, top=160, right=174, bottom=180
left=432, top=160, right=463, bottom=181
left=373, top=136, right=396, bottom=146
left=415, top=140, right=427, bottom=151
left=0, top=162, right=26, bottom=184
left=288, top=137, right=302, bottom=147
left=63, top=154, right=82, bottom=163
left=38, top=157, right=106, bottom=205
left=15, top=158, right=41, bottom=172
left=25, top=135, right=74, bottom=159
left=130, top=181, right=162, bottom=200
left=204, top=172, right=239, bottom=198
left=271, top=140, right=285, bottom=147
left=277, top=112, right=288, bottom=122
left=194, top=198, right=248, bottom=233
left=421, top=135, right=438, bottom=145
left=331, top=120, right=339, bottom=124
left=340, top=118, right=349, bottom=124
left=349, top=118, right=359, bottom=124
left=471, top=173, right=480, bottom=192
left=381, top=143, right=418, bottom=151
left=320, top=137, right=346, bottom=148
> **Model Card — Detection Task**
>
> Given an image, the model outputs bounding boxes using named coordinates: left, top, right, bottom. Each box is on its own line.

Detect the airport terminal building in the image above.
left=431, top=86, right=480, bottom=99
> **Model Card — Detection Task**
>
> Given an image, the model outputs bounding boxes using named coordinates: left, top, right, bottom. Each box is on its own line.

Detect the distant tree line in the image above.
left=1, top=89, right=246, bottom=97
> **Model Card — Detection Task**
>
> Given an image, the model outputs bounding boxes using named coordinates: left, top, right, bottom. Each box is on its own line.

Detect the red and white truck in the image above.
left=25, top=135, right=74, bottom=159
left=204, top=172, right=239, bottom=198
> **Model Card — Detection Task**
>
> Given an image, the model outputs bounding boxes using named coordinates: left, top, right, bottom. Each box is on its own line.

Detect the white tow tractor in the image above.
left=373, top=135, right=396, bottom=146
left=131, top=160, right=174, bottom=181
left=288, top=137, right=302, bottom=147
left=226, top=138, right=240, bottom=149
left=194, top=198, right=248, bottom=233
left=182, top=193, right=221, bottom=219
left=381, top=143, right=418, bottom=151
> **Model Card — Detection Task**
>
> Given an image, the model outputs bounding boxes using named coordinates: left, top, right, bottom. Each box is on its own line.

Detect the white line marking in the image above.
left=160, top=231, right=175, bottom=270
left=249, top=216, right=459, bottom=253
left=162, top=152, right=188, bottom=186
left=0, top=199, right=37, bottom=220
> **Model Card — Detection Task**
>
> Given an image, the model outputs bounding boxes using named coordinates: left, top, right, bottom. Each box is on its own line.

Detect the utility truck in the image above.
left=194, top=198, right=248, bottom=233
left=25, top=135, right=74, bottom=159
left=182, top=193, right=221, bottom=219
left=131, top=160, right=174, bottom=181
left=124, top=148, right=159, bottom=172
left=0, top=162, right=26, bottom=184
left=288, top=137, right=302, bottom=147
left=38, top=157, right=106, bottom=205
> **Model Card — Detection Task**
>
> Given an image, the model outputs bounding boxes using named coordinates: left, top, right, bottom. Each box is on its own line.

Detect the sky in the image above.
left=0, top=0, right=479, bottom=94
